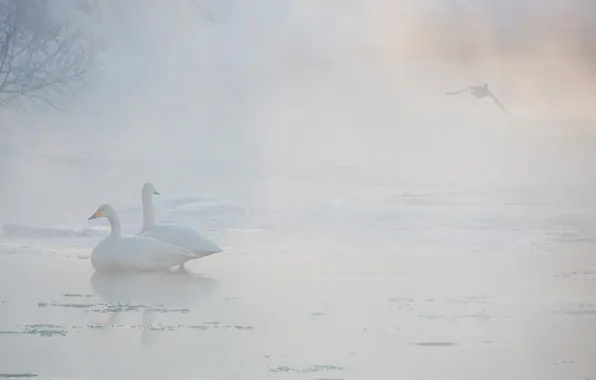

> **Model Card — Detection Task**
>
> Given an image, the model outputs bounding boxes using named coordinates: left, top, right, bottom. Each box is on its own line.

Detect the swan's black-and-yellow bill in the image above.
left=88, top=208, right=103, bottom=220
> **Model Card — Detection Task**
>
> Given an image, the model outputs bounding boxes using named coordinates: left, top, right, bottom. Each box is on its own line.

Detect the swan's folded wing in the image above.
left=115, top=236, right=196, bottom=270
left=141, top=224, right=223, bottom=257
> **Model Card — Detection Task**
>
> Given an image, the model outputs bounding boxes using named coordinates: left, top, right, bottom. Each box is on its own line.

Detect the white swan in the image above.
left=88, top=204, right=196, bottom=272
left=139, top=182, right=223, bottom=272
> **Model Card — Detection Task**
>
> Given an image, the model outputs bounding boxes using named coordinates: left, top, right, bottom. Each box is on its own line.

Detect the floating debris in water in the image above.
left=551, top=303, right=596, bottom=316
left=90, top=303, right=152, bottom=313
left=149, top=324, right=253, bottom=332
left=557, top=271, right=595, bottom=278
left=564, top=310, right=596, bottom=315
left=89, top=302, right=190, bottom=314
left=38, top=302, right=94, bottom=309
left=0, top=324, right=68, bottom=337
left=84, top=324, right=117, bottom=330
left=458, top=313, right=501, bottom=322
left=361, top=326, right=399, bottom=333
left=0, top=321, right=254, bottom=337
left=186, top=325, right=209, bottom=331
left=26, top=324, right=63, bottom=329
left=268, top=365, right=345, bottom=373
left=36, top=300, right=191, bottom=315
left=0, top=373, right=38, bottom=378
left=63, top=294, right=94, bottom=298
left=553, top=360, right=575, bottom=365
left=388, top=297, right=414, bottom=303
left=412, top=342, right=456, bottom=347
left=451, top=296, right=494, bottom=304
left=25, top=325, right=67, bottom=337
left=146, top=306, right=190, bottom=314
left=147, top=325, right=177, bottom=332
left=232, top=325, right=253, bottom=330
left=418, top=314, right=442, bottom=320
left=72, top=324, right=123, bottom=331
left=387, top=298, right=414, bottom=310
left=417, top=312, right=502, bottom=322
left=470, top=340, right=493, bottom=346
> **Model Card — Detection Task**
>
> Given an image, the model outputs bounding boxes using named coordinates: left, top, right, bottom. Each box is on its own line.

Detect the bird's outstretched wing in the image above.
left=487, top=91, right=509, bottom=115
left=445, top=87, right=469, bottom=95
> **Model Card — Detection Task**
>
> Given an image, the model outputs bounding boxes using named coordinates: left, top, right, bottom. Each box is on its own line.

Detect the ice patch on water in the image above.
left=1, top=224, right=107, bottom=239
left=268, top=365, right=346, bottom=373
left=0, top=244, right=41, bottom=256
left=166, top=195, right=243, bottom=214
left=113, top=193, right=261, bottom=233
left=148, top=324, right=254, bottom=332
left=38, top=302, right=95, bottom=309
left=551, top=302, right=596, bottom=316
left=417, top=312, right=503, bottom=322
left=36, top=300, right=193, bottom=314
left=412, top=342, right=457, bottom=347
left=0, top=321, right=255, bottom=338
left=3, top=182, right=588, bottom=255
left=0, top=373, right=38, bottom=378
left=0, top=324, right=68, bottom=337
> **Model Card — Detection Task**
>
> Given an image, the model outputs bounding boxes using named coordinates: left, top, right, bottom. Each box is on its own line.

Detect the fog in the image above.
left=0, top=1, right=596, bottom=379
left=0, top=0, right=594, bottom=226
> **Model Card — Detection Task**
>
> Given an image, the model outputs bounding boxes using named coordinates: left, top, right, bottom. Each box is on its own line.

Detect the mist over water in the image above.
left=1, top=1, right=596, bottom=378
left=0, top=0, right=595, bottom=227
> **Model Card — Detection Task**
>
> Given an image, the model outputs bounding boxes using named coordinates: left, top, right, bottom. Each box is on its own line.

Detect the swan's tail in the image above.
left=192, top=248, right=222, bottom=259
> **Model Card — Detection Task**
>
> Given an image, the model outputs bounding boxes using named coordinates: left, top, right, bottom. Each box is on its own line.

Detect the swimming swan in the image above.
left=139, top=182, right=223, bottom=272
left=88, top=204, right=196, bottom=272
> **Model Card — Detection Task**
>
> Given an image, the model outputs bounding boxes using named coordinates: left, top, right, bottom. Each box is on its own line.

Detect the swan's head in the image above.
left=142, top=182, right=159, bottom=196
left=88, top=204, right=115, bottom=220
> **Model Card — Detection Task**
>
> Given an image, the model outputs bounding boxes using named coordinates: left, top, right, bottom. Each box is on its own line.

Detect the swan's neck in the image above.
left=142, top=193, right=155, bottom=231
left=107, top=214, right=122, bottom=238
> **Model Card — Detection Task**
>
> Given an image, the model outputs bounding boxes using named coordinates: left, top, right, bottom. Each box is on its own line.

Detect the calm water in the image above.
left=1, top=121, right=596, bottom=379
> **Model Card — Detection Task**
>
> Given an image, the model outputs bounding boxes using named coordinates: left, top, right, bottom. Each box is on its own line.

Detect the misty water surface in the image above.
left=0, top=1, right=595, bottom=379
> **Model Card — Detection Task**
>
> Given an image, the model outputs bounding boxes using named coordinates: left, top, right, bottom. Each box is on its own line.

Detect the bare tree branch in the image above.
left=0, top=0, right=95, bottom=128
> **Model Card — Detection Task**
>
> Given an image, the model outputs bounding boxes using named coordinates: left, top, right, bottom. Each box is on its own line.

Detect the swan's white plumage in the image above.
left=91, top=236, right=196, bottom=272
left=139, top=183, right=223, bottom=263
left=141, top=223, right=222, bottom=258
left=88, top=204, right=195, bottom=272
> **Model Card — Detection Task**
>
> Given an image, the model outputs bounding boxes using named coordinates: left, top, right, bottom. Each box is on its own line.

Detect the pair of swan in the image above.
left=88, top=183, right=222, bottom=273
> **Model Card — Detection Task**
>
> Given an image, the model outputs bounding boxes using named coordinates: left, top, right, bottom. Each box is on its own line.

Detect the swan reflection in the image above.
left=90, top=270, right=216, bottom=345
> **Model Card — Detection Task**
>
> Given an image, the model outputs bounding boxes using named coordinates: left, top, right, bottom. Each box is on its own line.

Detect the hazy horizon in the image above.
left=0, top=2, right=595, bottom=379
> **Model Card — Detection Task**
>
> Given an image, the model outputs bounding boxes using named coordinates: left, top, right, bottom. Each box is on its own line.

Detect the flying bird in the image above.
left=445, top=83, right=509, bottom=115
